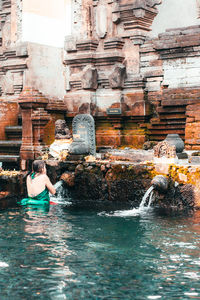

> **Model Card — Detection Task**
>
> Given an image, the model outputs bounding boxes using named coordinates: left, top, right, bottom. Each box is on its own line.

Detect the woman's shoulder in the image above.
left=40, top=174, right=48, bottom=179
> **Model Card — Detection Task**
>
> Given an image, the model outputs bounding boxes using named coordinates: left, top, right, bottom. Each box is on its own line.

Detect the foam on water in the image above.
left=0, top=262, right=9, bottom=268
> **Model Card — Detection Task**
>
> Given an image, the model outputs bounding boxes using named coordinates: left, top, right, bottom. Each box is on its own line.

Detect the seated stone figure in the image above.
left=55, top=119, right=71, bottom=139
left=49, top=119, right=72, bottom=159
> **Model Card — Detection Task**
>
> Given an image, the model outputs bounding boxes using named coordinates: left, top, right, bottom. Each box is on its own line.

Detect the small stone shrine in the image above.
left=69, top=114, right=96, bottom=156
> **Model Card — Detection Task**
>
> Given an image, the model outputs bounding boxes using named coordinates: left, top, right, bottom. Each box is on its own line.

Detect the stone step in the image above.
left=149, top=129, right=184, bottom=135
left=151, top=120, right=186, bottom=125
left=159, top=113, right=186, bottom=120
left=148, top=124, right=185, bottom=130
left=0, top=141, right=22, bottom=154
left=162, top=100, right=188, bottom=107
left=0, top=155, right=20, bottom=162
left=5, top=126, right=22, bottom=140
left=157, top=107, right=186, bottom=114
left=150, top=134, right=185, bottom=141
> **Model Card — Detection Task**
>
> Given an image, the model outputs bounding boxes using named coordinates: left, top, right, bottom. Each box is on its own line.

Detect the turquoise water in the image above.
left=0, top=202, right=200, bottom=299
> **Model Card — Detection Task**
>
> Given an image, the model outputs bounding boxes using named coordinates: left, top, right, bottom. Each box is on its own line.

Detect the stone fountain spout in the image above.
left=151, top=175, right=168, bottom=193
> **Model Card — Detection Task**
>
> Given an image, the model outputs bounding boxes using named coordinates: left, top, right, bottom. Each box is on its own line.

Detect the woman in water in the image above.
left=19, top=160, right=56, bottom=206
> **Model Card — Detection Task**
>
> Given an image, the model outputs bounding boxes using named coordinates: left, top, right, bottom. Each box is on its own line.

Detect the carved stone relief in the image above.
left=95, top=2, right=107, bottom=38
left=82, top=66, right=98, bottom=90
left=2, top=16, right=11, bottom=49
left=109, top=64, right=126, bottom=89
left=70, top=113, right=96, bottom=156
left=2, top=72, right=14, bottom=95
left=154, top=141, right=176, bottom=159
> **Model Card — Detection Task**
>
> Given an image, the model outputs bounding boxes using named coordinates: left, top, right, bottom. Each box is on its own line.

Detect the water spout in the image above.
left=151, top=175, right=168, bottom=192
left=139, top=185, right=154, bottom=209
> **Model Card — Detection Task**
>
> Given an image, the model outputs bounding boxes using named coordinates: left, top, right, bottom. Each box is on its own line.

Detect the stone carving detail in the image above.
left=49, top=119, right=72, bottom=159
left=109, top=64, right=126, bottom=89
left=82, top=66, right=98, bottom=90
left=65, top=36, right=77, bottom=53
left=146, top=0, right=162, bottom=8
left=55, top=119, right=72, bottom=139
left=154, top=141, right=176, bottom=158
left=69, top=114, right=96, bottom=156
left=112, top=1, right=120, bottom=24
left=2, top=72, right=14, bottom=94
left=69, top=138, right=90, bottom=155
left=95, top=3, right=107, bottom=38
left=2, top=17, right=11, bottom=49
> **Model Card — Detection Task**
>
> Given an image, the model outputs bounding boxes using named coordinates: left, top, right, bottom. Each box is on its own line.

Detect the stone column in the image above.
left=18, top=87, right=50, bottom=170
left=32, top=108, right=51, bottom=158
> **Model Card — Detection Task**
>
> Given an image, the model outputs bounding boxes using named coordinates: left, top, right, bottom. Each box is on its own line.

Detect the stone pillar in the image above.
left=18, top=87, right=50, bottom=170
left=32, top=108, right=51, bottom=158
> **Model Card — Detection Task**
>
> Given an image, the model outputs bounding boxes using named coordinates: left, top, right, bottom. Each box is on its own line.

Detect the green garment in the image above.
left=19, top=188, right=50, bottom=206
left=18, top=172, right=50, bottom=206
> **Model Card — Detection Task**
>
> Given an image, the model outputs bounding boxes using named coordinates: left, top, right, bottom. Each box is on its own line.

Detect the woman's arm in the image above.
left=45, top=175, right=56, bottom=195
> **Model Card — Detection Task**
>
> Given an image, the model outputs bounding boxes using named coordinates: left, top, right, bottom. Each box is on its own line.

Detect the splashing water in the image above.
left=99, top=186, right=155, bottom=217
left=50, top=180, right=72, bottom=205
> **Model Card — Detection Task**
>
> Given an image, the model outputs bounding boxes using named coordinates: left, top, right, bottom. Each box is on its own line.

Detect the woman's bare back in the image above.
left=27, top=174, right=47, bottom=198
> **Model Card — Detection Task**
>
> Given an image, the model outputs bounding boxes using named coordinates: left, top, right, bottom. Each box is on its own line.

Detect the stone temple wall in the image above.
left=141, top=25, right=200, bottom=149
left=2, top=0, right=200, bottom=154
left=0, top=0, right=27, bottom=138
left=63, top=0, right=162, bottom=148
left=63, top=0, right=200, bottom=150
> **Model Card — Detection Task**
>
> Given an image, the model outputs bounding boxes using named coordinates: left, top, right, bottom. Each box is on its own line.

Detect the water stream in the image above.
left=101, top=185, right=155, bottom=217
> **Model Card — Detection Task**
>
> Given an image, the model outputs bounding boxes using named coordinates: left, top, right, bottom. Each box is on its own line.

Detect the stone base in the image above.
left=154, top=157, right=178, bottom=165
left=189, top=156, right=200, bottom=164
left=67, top=154, right=85, bottom=161
left=177, top=152, right=188, bottom=159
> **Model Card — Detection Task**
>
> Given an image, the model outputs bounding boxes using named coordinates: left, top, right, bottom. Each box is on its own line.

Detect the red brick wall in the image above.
left=0, top=101, right=19, bottom=140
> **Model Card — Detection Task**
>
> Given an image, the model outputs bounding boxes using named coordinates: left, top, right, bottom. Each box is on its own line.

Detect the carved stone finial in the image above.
left=154, top=141, right=176, bottom=158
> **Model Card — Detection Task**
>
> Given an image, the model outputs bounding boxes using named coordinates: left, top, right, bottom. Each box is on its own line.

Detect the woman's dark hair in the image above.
left=32, top=160, right=45, bottom=173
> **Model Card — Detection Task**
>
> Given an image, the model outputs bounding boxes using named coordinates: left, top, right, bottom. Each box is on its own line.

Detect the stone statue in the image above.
left=55, top=119, right=72, bottom=139
left=49, top=119, right=72, bottom=159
